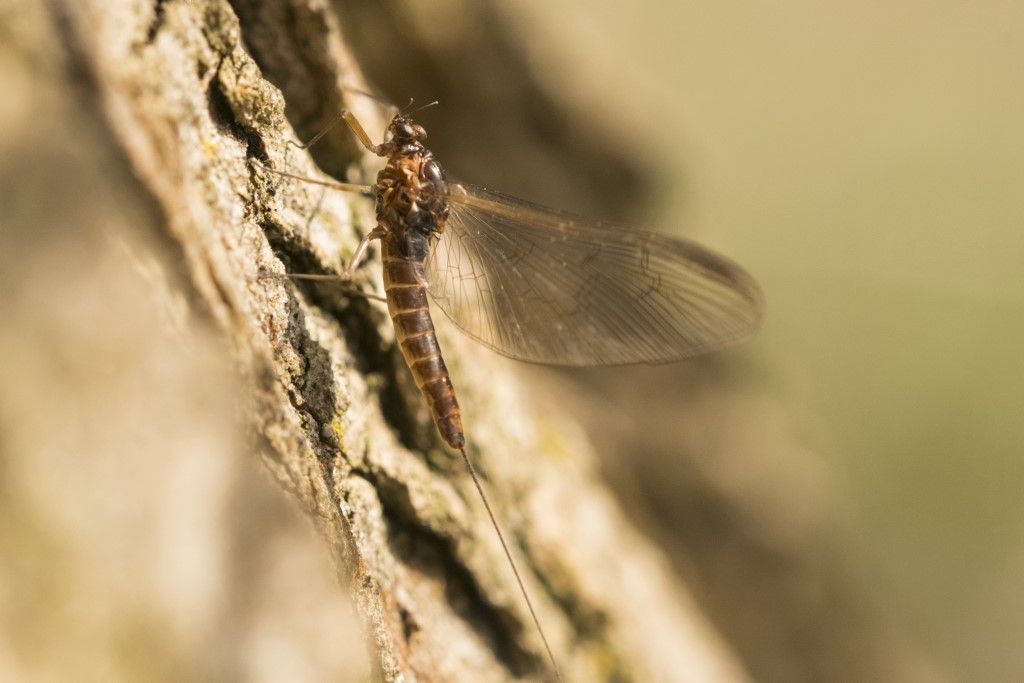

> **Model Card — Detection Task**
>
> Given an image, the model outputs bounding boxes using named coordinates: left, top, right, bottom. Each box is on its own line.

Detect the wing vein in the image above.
left=423, top=184, right=763, bottom=366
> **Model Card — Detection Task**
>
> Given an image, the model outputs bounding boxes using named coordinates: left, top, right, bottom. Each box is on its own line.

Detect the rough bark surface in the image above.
left=21, top=1, right=750, bottom=680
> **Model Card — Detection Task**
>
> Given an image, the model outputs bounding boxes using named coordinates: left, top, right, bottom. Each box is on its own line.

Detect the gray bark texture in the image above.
left=3, top=1, right=751, bottom=681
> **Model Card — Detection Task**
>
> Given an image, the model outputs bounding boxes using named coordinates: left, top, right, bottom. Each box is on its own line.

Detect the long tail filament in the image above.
left=457, top=447, right=562, bottom=681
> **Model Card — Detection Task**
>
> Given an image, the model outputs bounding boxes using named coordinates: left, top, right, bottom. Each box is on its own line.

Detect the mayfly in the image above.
left=260, top=103, right=763, bottom=679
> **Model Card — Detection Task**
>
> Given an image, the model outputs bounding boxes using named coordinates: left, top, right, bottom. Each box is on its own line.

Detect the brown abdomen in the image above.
left=381, top=245, right=465, bottom=449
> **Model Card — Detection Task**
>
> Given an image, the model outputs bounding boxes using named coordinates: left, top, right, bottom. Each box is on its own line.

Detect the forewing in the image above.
left=424, top=183, right=764, bottom=366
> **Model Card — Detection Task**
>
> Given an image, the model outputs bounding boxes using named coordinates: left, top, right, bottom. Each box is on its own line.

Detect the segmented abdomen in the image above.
left=382, top=245, right=465, bottom=449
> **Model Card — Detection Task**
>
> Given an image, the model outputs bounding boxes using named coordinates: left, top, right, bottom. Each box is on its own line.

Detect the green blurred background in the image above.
left=510, top=1, right=1024, bottom=680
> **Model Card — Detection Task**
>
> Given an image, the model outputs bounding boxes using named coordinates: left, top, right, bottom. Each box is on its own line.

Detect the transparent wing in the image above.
left=423, top=183, right=764, bottom=366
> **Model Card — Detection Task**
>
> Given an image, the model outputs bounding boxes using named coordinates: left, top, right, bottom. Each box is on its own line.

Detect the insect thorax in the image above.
left=374, top=146, right=449, bottom=254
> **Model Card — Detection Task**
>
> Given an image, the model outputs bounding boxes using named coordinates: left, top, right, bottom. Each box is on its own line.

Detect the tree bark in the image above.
left=26, top=1, right=750, bottom=680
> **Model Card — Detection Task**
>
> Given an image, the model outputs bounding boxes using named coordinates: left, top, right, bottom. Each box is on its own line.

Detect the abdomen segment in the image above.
left=382, top=252, right=465, bottom=449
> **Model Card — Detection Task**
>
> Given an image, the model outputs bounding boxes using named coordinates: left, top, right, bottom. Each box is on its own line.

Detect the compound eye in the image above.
left=394, top=122, right=414, bottom=139
left=412, top=124, right=427, bottom=140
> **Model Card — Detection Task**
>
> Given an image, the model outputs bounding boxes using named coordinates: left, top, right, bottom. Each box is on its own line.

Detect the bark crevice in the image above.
left=41, top=1, right=752, bottom=680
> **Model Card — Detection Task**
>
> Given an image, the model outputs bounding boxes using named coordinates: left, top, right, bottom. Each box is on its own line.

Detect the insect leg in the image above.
left=260, top=227, right=387, bottom=302
left=262, top=272, right=387, bottom=303
left=291, top=86, right=398, bottom=154
left=253, top=160, right=373, bottom=196
left=341, top=111, right=385, bottom=156
left=287, top=112, right=344, bottom=152
left=342, top=226, right=386, bottom=280
left=339, top=100, right=437, bottom=152
left=288, top=101, right=388, bottom=153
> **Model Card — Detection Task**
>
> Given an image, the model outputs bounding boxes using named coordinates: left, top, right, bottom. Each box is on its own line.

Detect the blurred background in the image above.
left=335, top=1, right=1024, bottom=681
left=3, top=0, right=1022, bottom=681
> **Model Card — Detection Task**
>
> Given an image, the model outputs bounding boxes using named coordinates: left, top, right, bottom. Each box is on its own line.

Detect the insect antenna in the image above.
left=405, top=99, right=440, bottom=117
left=457, top=446, right=562, bottom=681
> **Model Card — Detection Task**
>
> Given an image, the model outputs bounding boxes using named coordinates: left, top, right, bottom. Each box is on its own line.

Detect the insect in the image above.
left=260, top=103, right=763, bottom=680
